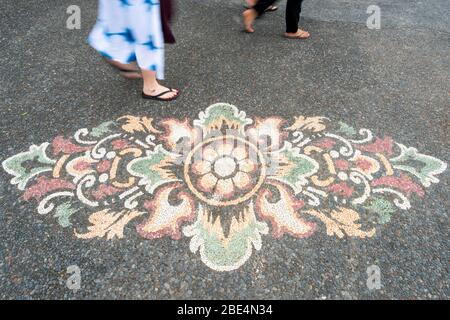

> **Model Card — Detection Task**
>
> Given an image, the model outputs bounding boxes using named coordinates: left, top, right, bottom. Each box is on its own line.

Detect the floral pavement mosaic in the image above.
left=2, top=103, right=447, bottom=271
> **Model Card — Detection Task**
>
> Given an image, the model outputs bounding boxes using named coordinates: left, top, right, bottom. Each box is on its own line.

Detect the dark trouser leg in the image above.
left=253, top=0, right=278, bottom=15
left=285, top=0, right=304, bottom=33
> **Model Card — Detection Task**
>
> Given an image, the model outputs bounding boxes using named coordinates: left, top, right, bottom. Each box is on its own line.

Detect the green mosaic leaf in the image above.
left=127, top=145, right=180, bottom=193
left=364, top=197, right=396, bottom=224
left=391, top=143, right=447, bottom=187
left=272, top=142, right=319, bottom=193
left=194, top=103, right=252, bottom=132
left=2, top=143, right=56, bottom=190
left=89, top=121, right=115, bottom=138
left=184, top=206, right=268, bottom=271
left=336, top=121, right=357, bottom=137
left=54, top=202, right=79, bottom=227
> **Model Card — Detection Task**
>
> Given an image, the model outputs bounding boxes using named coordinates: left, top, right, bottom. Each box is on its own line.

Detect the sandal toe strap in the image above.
left=153, top=89, right=173, bottom=98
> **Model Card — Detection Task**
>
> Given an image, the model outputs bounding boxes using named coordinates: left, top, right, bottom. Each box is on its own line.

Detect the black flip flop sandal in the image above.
left=142, top=88, right=180, bottom=101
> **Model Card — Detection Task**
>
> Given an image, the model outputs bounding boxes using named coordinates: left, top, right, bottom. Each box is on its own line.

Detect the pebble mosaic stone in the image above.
left=2, top=103, right=447, bottom=271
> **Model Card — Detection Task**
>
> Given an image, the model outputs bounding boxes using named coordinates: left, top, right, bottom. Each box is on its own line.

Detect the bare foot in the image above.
left=243, top=9, right=257, bottom=33
left=143, top=83, right=179, bottom=100
left=284, top=29, right=310, bottom=39
left=104, top=58, right=142, bottom=79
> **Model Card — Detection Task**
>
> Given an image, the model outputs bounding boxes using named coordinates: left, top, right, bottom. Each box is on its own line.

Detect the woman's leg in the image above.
left=142, top=70, right=178, bottom=99
left=285, top=0, right=302, bottom=33
left=243, top=0, right=277, bottom=32
left=128, top=0, right=179, bottom=99
left=285, top=0, right=309, bottom=38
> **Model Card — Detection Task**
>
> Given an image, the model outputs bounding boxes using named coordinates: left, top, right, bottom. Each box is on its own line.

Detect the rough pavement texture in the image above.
left=0, top=0, right=449, bottom=299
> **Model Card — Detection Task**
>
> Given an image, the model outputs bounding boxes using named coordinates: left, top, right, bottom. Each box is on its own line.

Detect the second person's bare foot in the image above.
left=103, top=58, right=142, bottom=79
left=284, top=29, right=310, bottom=39
left=243, top=9, right=257, bottom=33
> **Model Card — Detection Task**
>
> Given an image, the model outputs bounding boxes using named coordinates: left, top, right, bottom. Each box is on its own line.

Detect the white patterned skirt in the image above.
left=89, top=0, right=165, bottom=79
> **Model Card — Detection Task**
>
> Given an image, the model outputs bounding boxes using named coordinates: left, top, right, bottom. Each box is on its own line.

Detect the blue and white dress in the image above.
left=89, top=0, right=165, bottom=79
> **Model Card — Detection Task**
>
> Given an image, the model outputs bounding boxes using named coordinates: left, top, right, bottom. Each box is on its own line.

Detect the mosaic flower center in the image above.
left=184, top=135, right=267, bottom=207
left=213, top=156, right=237, bottom=178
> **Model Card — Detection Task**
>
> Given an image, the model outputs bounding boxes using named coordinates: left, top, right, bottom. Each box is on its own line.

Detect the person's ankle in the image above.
left=143, top=85, right=159, bottom=95
left=244, top=8, right=256, bottom=16
left=286, top=29, right=298, bottom=35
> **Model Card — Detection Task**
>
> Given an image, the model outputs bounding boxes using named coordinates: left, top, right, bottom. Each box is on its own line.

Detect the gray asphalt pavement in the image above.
left=0, top=0, right=449, bottom=299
